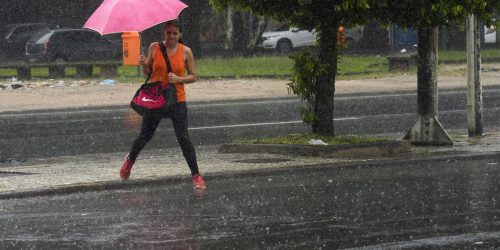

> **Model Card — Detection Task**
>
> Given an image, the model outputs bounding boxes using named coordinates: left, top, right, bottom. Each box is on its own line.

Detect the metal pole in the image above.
left=466, top=14, right=484, bottom=137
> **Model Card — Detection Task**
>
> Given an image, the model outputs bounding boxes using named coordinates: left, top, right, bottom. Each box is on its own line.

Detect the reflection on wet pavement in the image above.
left=1, top=155, right=500, bottom=248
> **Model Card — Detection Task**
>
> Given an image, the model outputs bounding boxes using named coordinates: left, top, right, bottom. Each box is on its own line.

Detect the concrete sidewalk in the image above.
left=1, top=129, right=499, bottom=199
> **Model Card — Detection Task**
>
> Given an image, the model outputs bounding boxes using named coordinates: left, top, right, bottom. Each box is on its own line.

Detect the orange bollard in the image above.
left=122, top=32, right=141, bottom=66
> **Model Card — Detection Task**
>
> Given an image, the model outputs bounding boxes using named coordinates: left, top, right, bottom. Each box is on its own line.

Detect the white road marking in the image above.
left=189, top=117, right=361, bottom=130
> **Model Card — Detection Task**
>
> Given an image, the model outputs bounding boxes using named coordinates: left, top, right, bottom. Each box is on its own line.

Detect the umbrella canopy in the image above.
left=83, top=0, right=188, bottom=35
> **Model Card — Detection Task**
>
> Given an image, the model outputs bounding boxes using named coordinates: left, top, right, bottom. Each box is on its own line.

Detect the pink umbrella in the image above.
left=83, top=0, right=188, bottom=35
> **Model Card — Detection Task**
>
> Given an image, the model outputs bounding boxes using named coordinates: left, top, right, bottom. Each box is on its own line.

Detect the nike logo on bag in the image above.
left=141, top=97, right=157, bottom=102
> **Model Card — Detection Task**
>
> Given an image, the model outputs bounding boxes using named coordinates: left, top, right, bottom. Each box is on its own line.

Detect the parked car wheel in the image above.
left=277, top=39, right=292, bottom=54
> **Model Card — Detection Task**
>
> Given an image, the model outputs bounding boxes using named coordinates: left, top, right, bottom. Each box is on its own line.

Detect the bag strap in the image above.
left=158, top=41, right=173, bottom=74
left=144, top=41, right=173, bottom=84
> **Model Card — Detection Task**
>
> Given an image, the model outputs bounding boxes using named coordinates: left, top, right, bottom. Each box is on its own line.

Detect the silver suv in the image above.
left=259, top=25, right=364, bottom=54
left=259, top=25, right=316, bottom=54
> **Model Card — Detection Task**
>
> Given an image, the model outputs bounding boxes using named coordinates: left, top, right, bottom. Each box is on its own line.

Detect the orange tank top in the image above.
left=150, top=43, right=186, bottom=102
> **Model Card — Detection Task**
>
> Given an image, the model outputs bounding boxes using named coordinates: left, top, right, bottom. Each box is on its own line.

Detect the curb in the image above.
left=0, top=176, right=186, bottom=200
left=218, top=140, right=412, bottom=158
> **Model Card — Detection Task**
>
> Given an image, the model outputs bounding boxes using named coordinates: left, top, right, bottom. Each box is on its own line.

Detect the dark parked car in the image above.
left=0, top=23, right=50, bottom=61
left=26, top=29, right=122, bottom=63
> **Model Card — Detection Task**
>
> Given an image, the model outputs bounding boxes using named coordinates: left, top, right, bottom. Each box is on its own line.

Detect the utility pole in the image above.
left=466, top=14, right=484, bottom=137
left=403, top=26, right=453, bottom=145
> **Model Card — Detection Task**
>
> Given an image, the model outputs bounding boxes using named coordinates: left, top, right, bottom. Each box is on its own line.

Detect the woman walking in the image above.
left=120, top=19, right=205, bottom=189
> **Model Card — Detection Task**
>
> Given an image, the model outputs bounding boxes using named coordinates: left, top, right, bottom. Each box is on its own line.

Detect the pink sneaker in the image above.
left=192, top=174, right=206, bottom=189
left=119, top=155, right=134, bottom=180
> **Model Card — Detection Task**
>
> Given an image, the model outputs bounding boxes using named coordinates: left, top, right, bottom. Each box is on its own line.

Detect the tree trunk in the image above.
left=225, top=7, right=233, bottom=51
left=248, top=16, right=268, bottom=54
left=403, top=26, right=452, bottom=145
left=313, top=16, right=338, bottom=136
left=232, top=10, right=247, bottom=54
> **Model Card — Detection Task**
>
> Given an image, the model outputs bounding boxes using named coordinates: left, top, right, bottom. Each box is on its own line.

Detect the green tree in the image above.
left=378, top=0, right=499, bottom=145
left=210, top=0, right=381, bottom=136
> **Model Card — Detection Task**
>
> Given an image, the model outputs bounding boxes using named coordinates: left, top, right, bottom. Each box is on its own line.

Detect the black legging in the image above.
left=128, top=102, right=199, bottom=176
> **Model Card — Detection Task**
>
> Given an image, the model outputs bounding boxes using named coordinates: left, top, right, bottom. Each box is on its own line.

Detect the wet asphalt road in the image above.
left=2, top=155, right=500, bottom=249
left=2, top=86, right=500, bottom=160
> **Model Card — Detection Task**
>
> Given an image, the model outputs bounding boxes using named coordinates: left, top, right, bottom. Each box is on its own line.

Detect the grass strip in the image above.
left=1, top=49, right=499, bottom=81
left=237, top=133, right=388, bottom=145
